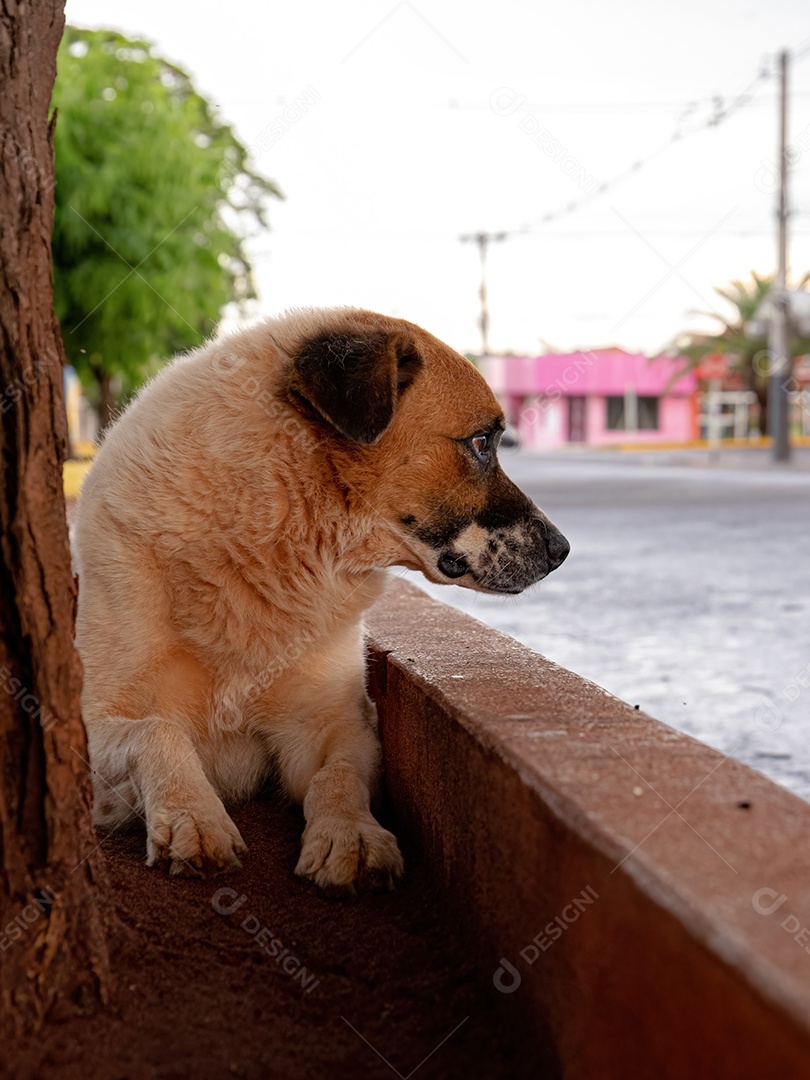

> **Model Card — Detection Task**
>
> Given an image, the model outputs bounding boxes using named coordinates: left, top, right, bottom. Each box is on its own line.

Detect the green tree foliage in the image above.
left=674, top=271, right=810, bottom=414
left=677, top=272, right=772, bottom=371
left=51, top=26, right=282, bottom=424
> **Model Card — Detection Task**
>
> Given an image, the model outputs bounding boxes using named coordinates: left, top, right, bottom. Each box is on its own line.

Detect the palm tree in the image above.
left=670, top=270, right=810, bottom=419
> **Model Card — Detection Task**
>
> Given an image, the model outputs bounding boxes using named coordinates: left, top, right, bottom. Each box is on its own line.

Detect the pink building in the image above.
left=481, top=349, right=698, bottom=448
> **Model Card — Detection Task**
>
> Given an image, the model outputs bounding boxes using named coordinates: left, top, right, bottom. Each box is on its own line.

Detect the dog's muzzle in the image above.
left=437, top=516, right=569, bottom=595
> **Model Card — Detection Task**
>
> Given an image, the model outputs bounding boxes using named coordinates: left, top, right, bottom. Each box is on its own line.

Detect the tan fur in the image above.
left=74, top=307, right=567, bottom=892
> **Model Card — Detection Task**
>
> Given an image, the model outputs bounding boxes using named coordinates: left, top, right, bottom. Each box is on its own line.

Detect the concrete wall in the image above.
left=366, top=580, right=810, bottom=1079
left=484, top=351, right=697, bottom=398
left=587, top=392, right=698, bottom=445
left=483, top=353, right=699, bottom=448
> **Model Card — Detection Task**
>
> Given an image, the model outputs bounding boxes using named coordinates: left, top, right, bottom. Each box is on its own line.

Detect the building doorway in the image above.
left=568, top=396, right=587, bottom=442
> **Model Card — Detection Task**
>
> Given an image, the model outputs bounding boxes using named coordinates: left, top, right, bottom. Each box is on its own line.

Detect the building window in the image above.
left=606, top=395, right=660, bottom=431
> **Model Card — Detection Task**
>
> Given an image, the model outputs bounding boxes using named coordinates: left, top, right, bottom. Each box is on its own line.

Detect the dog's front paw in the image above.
left=146, top=799, right=247, bottom=877
left=295, top=816, right=404, bottom=895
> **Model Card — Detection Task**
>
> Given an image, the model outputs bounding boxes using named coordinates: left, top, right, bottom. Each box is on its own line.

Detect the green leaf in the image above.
left=51, top=25, right=283, bottom=406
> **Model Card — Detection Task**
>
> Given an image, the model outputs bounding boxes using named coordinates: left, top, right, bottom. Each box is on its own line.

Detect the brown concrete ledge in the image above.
left=366, top=580, right=810, bottom=1079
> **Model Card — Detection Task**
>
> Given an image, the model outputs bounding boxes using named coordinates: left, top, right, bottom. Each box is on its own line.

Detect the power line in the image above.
left=472, top=229, right=810, bottom=239
left=446, top=90, right=810, bottom=114
left=457, top=45, right=809, bottom=350
left=506, top=59, right=774, bottom=237
left=246, top=225, right=810, bottom=253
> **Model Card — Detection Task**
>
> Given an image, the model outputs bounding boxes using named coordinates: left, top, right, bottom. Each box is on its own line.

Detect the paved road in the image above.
left=405, top=448, right=810, bottom=801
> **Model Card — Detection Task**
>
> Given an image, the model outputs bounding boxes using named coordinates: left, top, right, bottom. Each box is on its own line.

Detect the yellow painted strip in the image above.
left=613, top=436, right=810, bottom=452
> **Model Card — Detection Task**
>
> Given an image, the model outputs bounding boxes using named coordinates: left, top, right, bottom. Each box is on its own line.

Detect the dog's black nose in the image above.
left=546, top=528, right=570, bottom=572
left=438, top=551, right=470, bottom=579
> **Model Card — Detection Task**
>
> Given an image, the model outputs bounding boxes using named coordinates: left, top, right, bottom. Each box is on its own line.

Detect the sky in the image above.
left=64, top=0, right=810, bottom=357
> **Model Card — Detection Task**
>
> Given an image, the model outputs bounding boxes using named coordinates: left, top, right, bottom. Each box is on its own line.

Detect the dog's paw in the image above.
left=295, top=815, right=404, bottom=895
left=146, top=800, right=247, bottom=877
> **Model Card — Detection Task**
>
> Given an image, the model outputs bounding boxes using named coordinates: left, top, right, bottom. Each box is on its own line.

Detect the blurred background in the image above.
left=60, top=0, right=810, bottom=357
left=55, top=0, right=810, bottom=799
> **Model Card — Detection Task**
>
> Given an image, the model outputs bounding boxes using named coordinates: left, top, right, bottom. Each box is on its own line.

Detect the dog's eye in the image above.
left=467, top=433, right=491, bottom=463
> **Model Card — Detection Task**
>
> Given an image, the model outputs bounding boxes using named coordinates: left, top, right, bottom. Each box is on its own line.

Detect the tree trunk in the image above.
left=0, top=0, right=109, bottom=1035
left=97, top=369, right=114, bottom=430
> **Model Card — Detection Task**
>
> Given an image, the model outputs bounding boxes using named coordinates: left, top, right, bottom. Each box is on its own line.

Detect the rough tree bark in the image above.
left=0, top=0, right=109, bottom=1034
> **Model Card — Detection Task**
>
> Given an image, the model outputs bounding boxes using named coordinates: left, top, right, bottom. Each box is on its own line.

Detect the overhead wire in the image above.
left=505, top=58, right=775, bottom=237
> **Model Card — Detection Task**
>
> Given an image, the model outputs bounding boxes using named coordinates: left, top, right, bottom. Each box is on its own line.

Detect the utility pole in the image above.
left=460, top=231, right=506, bottom=356
left=769, top=49, right=791, bottom=462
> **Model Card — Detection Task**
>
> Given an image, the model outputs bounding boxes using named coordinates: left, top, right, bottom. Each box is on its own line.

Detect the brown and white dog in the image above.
left=74, top=308, right=569, bottom=893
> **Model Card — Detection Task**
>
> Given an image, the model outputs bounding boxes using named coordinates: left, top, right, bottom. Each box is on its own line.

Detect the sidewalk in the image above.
left=508, top=443, right=810, bottom=474
left=62, top=441, right=810, bottom=500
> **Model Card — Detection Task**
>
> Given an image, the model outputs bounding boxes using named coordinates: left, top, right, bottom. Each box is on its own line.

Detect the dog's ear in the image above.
left=290, top=329, right=421, bottom=445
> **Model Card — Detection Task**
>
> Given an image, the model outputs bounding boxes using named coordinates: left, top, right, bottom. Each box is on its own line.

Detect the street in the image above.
left=404, top=447, right=810, bottom=802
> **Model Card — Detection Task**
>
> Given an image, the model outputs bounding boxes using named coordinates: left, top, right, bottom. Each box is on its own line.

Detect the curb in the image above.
left=366, top=580, right=810, bottom=1078
left=613, top=436, right=810, bottom=452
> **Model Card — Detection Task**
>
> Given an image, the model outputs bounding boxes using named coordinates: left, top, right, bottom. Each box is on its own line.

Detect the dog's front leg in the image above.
left=273, top=696, right=403, bottom=894
left=87, top=715, right=247, bottom=876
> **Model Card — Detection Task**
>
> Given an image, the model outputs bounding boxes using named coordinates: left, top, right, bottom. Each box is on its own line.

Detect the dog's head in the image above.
left=278, top=308, right=569, bottom=595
